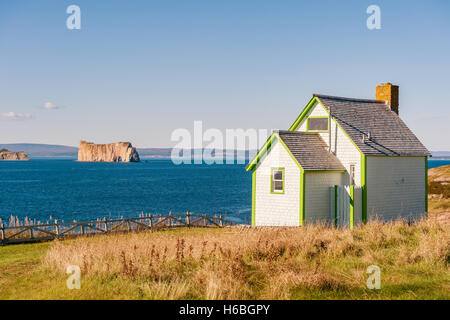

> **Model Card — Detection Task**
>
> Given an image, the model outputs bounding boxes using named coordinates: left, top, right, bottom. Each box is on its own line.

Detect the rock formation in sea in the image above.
left=0, top=149, right=30, bottom=161
left=77, top=141, right=140, bottom=162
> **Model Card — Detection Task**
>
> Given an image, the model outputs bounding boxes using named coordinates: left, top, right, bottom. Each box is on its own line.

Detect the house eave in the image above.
left=246, top=132, right=303, bottom=171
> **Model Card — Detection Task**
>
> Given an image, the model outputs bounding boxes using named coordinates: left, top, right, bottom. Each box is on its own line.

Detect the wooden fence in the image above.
left=0, top=212, right=233, bottom=245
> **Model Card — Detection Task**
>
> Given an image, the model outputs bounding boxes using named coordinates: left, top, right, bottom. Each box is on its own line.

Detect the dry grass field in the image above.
left=0, top=219, right=448, bottom=300
left=428, top=165, right=450, bottom=224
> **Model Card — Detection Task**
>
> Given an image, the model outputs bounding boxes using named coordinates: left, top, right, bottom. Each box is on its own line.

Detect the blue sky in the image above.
left=0, top=0, right=449, bottom=150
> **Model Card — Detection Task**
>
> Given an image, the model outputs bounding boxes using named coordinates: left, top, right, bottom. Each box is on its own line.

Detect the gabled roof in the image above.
left=292, top=94, right=430, bottom=156
left=278, top=131, right=346, bottom=171
left=247, top=93, right=430, bottom=172
left=245, top=131, right=345, bottom=171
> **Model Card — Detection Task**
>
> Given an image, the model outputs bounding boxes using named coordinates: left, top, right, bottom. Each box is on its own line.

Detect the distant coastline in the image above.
left=431, top=157, right=450, bottom=160
left=1, top=143, right=449, bottom=162
left=0, top=143, right=256, bottom=160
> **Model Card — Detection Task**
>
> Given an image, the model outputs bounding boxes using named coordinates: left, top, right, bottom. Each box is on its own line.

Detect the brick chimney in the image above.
left=376, top=83, right=399, bottom=115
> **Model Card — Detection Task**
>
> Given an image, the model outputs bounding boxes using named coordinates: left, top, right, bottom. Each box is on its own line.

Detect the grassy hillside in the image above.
left=0, top=220, right=448, bottom=300
left=428, top=165, right=450, bottom=215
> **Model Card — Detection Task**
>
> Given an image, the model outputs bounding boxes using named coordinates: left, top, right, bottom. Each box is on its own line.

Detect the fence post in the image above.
left=30, top=226, right=34, bottom=239
left=186, top=211, right=190, bottom=228
left=55, top=220, right=59, bottom=238
left=1, top=223, right=5, bottom=245
left=219, top=215, right=223, bottom=227
left=169, top=212, right=172, bottom=227
left=149, top=214, right=153, bottom=230
left=104, top=218, right=108, bottom=233
left=81, top=224, right=85, bottom=235
left=203, top=215, right=207, bottom=227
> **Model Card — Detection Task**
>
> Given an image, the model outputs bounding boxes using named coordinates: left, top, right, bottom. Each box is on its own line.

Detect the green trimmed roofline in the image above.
left=246, top=132, right=302, bottom=171
left=246, top=131, right=349, bottom=173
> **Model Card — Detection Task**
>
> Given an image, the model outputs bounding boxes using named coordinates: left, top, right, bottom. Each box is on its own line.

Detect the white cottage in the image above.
left=246, top=83, right=430, bottom=227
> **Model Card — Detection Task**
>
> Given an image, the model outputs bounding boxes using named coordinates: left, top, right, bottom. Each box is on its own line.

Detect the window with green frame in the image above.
left=270, top=168, right=284, bottom=194
left=306, top=116, right=329, bottom=132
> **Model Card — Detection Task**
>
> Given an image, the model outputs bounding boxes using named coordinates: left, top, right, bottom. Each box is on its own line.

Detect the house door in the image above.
left=331, top=185, right=359, bottom=228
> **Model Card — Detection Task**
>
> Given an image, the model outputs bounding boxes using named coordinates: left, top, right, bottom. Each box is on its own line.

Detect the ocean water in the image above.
left=428, top=160, right=450, bottom=169
left=0, top=159, right=251, bottom=224
left=0, top=159, right=448, bottom=225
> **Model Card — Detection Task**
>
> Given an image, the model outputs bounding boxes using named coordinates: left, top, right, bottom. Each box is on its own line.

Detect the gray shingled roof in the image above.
left=277, top=131, right=346, bottom=171
left=315, top=95, right=431, bottom=156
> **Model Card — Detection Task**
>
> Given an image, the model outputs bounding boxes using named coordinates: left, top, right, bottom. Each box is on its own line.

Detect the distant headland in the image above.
left=77, top=141, right=140, bottom=162
left=0, top=143, right=448, bottom=161
left=0, top=149, right=29, bottom=161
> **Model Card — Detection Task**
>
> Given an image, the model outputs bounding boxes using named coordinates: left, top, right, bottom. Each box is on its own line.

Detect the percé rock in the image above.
left=78, top=141, right=140, bottom=162
left=0, top=149, right=30, bottom=161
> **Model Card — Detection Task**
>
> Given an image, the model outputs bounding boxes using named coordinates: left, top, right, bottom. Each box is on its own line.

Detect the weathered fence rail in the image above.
left=0, top=212, right=233, bottom=245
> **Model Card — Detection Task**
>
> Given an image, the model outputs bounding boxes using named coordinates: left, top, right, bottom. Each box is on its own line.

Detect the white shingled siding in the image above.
left=366, top=156, right=426, bottom=221
left=328, top=120, right=361, bottom=186
left=254, top=139, right=300, bottom=226
left=295, top=102, right=361, bottom=186
left=305, top=172, right=345, bottom=224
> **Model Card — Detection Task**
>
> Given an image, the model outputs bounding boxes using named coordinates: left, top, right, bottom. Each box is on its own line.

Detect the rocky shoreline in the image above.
left=0, top=149, right=29, bottom=161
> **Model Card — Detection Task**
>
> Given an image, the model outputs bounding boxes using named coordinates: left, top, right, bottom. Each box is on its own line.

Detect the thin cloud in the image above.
left=1, top=112, right=34, bottom=120
left=43, top=102, right=60, bottom=110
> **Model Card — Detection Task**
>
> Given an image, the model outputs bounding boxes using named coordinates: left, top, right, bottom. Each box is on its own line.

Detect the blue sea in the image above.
left=428, top=160, right=450, bottom=169
left=0, top=159, right=448, bottom=225
left=0, top=159, right=251, bottom=224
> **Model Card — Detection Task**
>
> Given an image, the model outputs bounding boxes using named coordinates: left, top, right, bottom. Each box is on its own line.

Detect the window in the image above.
left=307, top=117, right=328, bottom=132
left=271, top=168, right=284, bottom=194
left=350, top=164, right=355, bottom=185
